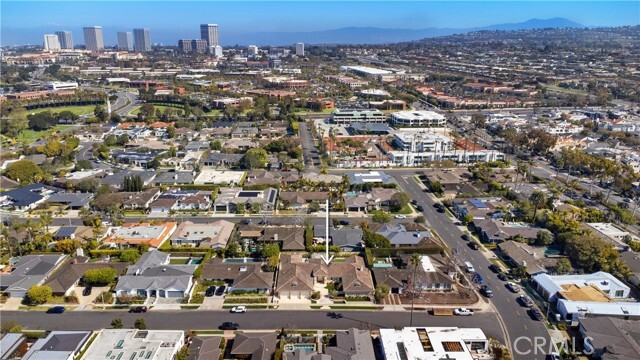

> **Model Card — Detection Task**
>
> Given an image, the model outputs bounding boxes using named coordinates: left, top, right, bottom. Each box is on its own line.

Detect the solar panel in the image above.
left=469, top=199, right=488, bottom=209
left=237, top=191, right=260, bottom=198
left=268, top=189, right=276, bottom=203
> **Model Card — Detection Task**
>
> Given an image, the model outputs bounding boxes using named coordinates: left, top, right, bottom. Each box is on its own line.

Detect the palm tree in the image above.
left=529, top=191, right=546, bottom=223
left=409, top=253, right=423, bottom=327
left=39, top=211, right=53, bottom=233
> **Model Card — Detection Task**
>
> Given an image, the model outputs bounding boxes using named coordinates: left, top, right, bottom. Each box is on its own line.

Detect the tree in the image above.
left=5, top=160, right=44, bottom=184
left=57, top=110, right=79, bottom=123
left=1, top=321, right=22, bottom=333
left=27, top=285, right=52, bottom=304
left=528, top=191, right=546, bottom=222
left=462, top=213, right=474, bottom=225
left=138, top=103, right=155, bottom=118
left=75, top=159, right=93, bottom=171
left=242, top=148, right=267, bottom=169
left=225, top=240, right=241, bottom=258
left=94, top=105, right=108, bottom=122
left=53, top=239, right=82, bottom=254
left=414, top=216, right=425, bottom=224
left=27, top=111, right=57, bottom=131
left=40, top=211, right=52, bottom=232
left=76, top=178, right=100, bottom=193
left=409, top=253, right=422, bottom=327
left=166, top=126, right=176, bottom=139
left=111, top=318, right=123, bottom=329
left=210, top=140, right=222, bottom=150
left=554, top=258, right=573, bottom=275
left=564, top=233, right=609, bottom=272
left=261, top=243, right=280, bottom=258
left=374, top=284, right=390, bottom=303
left=371, top=211, right=391, bottom=224
left=389, top=192, right=410, bottom=212
left=84, top=268, right=117, bottom=285
left=119, top=250, right=141, bottom=263
left=534, top=230, right=553, bottom=246
left=429, top=181, right=444, bottom=196
left=134, top=318, right=147, bottom=330
left=362, top=227, right=391, bottom=248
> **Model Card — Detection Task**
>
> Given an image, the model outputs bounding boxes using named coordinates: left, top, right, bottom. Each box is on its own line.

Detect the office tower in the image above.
left=192, top=40, right=208, bottom=53
left=83, top=26, right=104, bottom=51
left=295, top=42, right=304, bottom=56
left=43, top=34, right=61, bottom=51
left=178, top=39, right=191, bottom=53
left=212, top=45, right=223, bottom=58
left=55, top=31, right=73, bottom=49
left=133, top=28, right=151, bottom=52
left=117, top=32, right=133, bottom=51
left=200, top=24, right=219, bottom=49
left=248, top=45, right=259, bottom=56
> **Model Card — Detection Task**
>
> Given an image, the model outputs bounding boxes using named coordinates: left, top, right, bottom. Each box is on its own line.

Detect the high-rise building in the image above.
left=133, top=28, right=151, bottom=52
left=200, top=24, right=219, bottom=49
left=43, top=34, right=61, bottom=51
left=248, top=45, right=259, bottom=56
left=212, top=45, right=223, bottom=58
left=178, top=39, right=191, bottom=53
left=192, top=39, right=208, bottom=54
left=117, top=32, right=133, bottom=51
left=83, top=26, right=104, bottom=52
left=55, top=31, right=73, bottom=49
left=295, top=42, right=305, bottom=56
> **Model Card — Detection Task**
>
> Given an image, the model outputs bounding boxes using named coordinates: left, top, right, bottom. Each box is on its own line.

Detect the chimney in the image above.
left=274, top=233, right=278, bottom=241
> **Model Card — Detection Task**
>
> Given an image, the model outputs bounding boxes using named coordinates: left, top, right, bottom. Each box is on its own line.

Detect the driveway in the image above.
left=75, top=285, right=110, bottom=310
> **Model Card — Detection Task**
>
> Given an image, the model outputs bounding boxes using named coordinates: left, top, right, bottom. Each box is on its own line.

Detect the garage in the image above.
left=166, top=291, right=184, bottom=298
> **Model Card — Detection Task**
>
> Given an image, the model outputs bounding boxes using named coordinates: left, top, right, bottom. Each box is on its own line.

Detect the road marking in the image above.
left=523, top=324, right=528, bottom=331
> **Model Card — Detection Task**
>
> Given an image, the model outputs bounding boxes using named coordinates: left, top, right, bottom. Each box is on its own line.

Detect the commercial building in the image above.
left=248, top=45, right=259, bottom=56
left=295, top=42, right=304, bottom=56
left=43, top=34, right=61, bottom=51
left=54, top=31, right=73, bottom=49
left=212, top=45, right=223, bottom=58
left=133, top=28, right=151, bottom=52
left=379, top=327, right=490, bottom=360
left=331, top=109, right=387, bottom=125
left=200, top=23, right=219, bottom=48
left=82, top=330, right=185, bottom=360
left=45, top=81, right=78, bottom=91
left=340, top=65, right=392, bottom=78
left=117, top=31, right=133, bottom=51
left=178, top=39, right=207, bottom=53
left=83, top=26, right=104, bottom=52
left=391, top=110, right=446, bottom=127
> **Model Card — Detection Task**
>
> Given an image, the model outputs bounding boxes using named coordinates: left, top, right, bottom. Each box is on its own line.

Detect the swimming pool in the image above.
left=372, top=263, right=393, bottom=268
left=284, top=344, right=316, bottom=352
left=542, top=246, right=562, bottom=256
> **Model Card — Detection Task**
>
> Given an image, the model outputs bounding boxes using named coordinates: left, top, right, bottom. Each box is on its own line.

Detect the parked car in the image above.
left=437, top=207, right=446, bottom=213
left=454, top=221, right=463, bottom=226
left=497, top=273, right=509, bottom=281
left=461, top=234, right=470, bottom=241
left=529, top=308, right=543, bottom=321
left=219, top=322, right=240, bottom=330
left=205, top=286, right=216, bottom=297
left=46, top=306, right=65, bottom=314
left=129, top=306, right=148, bottom=313
left=488, top=264, right=500, bottom=273
left=339, top=220, right=350, bottom=226
left=518, top=295, right=534, bottom=308
left=416, top=205, right=424, bottom=212
left=215, top=286, right=226, bottom=296
left=453, top=308, right=474, bottom=316
left=394, top=215, right=406, bottom=219
left=230, top=306, right=247, bottom=313
left=480, top=285, right=494, bottom=298
left=472, top=273, right=483, bottom=285
left=506, top=282, right=520, bottom=293
left=411, top=199, right=418, bottom=205
left=82, top=286, right=92, bottom=296
left=468, top=241, right=479, bottom=250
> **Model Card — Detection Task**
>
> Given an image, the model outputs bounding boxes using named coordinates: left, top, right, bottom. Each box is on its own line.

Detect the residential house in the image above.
left=115, top=250, right=196, bottom=299
left=213, top=187, right=278, bottom=213
left=244, top=170, right=282, bottom=187
left=474, top=218, right=551, bottom=243
left=380, top=327, right=489, bottom=360
left=344, top=188, right=398, bottom=212
left=53, top=226, right=96, bottom=241
left=103, top=221, right=177, bottom=248
left=578, top=317, right=640, bottom=360
left=201, top=258, right=274, bottom=293
left=99, top=171, right=157, bottom=190
left=149, top=196, right=179, bottom=213
left=324, top=328, right=376, bottom=360
left=375, top=223, right=432, bottom=247
left=81, top=330, right=184, bottom=360
left=0, top=333, right=28, bottom=359
left=619, top=251, right=640, bottom=287
left=0, top=254, right=67, bottom=297
left=173, top=193, right=211, bottom=211
left=0, top=184, right=62, bottom=211
left=373, top=255, right=454, bottom=294
left=44, top=256, right=129, bottom=296
left=258, top=226, right=306, bottom=251
left=453, top=197, right=511, bottom=220
left=276, top=254, right=374, bottom=299
left=498, top=240, right=557, bottom=276
left=185, top=336, right=222, bottom=360
left=170, top=220, right=234, bottom=248
left=184, top=141, right=210, bottom=151
left=0, top=176, right=20, bottom=190
left=121, top=189, right=161, bottom=210
left=314, top=225, right=363, bottom=251
left=113, top=151, right=163, bottom=169
left=531, top=272, right=631, bottom=303
left=194, top=170, right=245, bottom=185
left=279, top=192, right=329, bottom=209
left=230, top=333, right=277, bottom=360
left=22, top=331, right=92, bottom=360
left=347, top=171, right=394, bottom=185
left=45, top=192, right=93, bottom=209
left=153, top=171, right=196, bottom=186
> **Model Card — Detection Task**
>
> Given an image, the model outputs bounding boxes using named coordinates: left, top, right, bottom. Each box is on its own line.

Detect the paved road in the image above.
left=298, top=121, right=321, bottom=169
left=1, top=310, right=505, bottom=342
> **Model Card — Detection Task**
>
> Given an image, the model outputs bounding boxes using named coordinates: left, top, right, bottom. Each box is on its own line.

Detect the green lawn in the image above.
left=129, top=104, right=185, bottom=115
left=540, top=84, right=589, bottom=96
left=294, top=107, right=335, bottom=114
left=169, top=258, right=190, bottom=264
left=18, top=125, right=74, bottom=144
left=393, top=204, right=413, bottom=215
left=25, top=105, right=98, bottom=116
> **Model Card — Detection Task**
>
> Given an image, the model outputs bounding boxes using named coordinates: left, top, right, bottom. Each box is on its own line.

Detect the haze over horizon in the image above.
left=1, top=1, right=639, bottom=46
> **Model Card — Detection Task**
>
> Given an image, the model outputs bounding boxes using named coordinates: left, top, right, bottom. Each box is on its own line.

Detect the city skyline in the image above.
left=1, top=1, right=638, bottom=46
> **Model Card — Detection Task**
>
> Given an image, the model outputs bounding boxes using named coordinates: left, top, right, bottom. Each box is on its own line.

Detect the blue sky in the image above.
left=1, top=1, right=638, bottom=45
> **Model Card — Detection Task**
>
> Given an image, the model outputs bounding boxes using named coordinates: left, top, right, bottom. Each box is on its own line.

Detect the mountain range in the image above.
left=224, top=17, right=585, bottom=46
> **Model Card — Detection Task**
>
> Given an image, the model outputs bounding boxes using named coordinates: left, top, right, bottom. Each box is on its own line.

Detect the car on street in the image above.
left=461, top=234, right=470, bottom=241
left=454, top=221, right=463, bottom=226
left=394, top=215, right=406, bottom=219
left=488, top=264, right=501, bottom=273
left=437, top=207, right=446, bottom=213
left=411, top=199, right=418, bottom=205
left=529, top=308, right=544, bottom=321
left=518, top=295, right=534, bottom=308
left=219, top=322, right=240, bottom=330
left=240, top=219, right=251, bottom=225
left=339, top=220, right=350, bottom=226
left=506, top=282, right=520, bottom=293
left=46, top=306, right=65, bottom=314
left=472, top=273, right=483, bottom=285
left=480, top=285, right=494, bottom=298
left=468, top=241, right=479, bottom=250
left=416, top=205, right=424, bottom=212
left=230, top=306, right=247, bottom=313
left=453, top=308, right=474, bottom=316
left=215, top=285, right=226, bottom=296
left=129, top=306, right=148, bottom=313
left=497, top=273, right=509, bottom=281
left=82, top=286, right=92, bottom=296
left=205, top=286, right=216, bottom=297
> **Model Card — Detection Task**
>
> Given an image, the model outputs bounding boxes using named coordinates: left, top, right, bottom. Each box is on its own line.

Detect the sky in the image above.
left=1, top=1, right=639, bottom=46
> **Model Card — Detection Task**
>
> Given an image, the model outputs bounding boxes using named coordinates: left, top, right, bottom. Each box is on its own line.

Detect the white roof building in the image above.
left=532, top=272, right=630, bottom=302
left=558, top=299, right=640, bottom=323
left=194, top=170, right=245, bottom=185
left=379, top=327, right=490, bottom=360
left=81, top=330, right=184, bottom=360
left=390, top=111, right=446, bottom=127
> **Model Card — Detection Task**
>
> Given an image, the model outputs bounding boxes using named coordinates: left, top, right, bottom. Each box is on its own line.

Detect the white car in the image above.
left=230, top=306, right=247, bottom=313
left=454, top=308, right=474, bottom=316
left=394, top=215, right=406, bottom=219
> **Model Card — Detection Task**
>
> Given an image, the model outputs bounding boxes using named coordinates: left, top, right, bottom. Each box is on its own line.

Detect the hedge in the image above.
left=170, top=184, right=219, bottom=191
left=89, top=250, right=124, bottom=258
left=193, top=252, right=213, bottom=279
left=243, top=184, right=280, bottom=191
left=364, top=248, right=374, bottom=268
left=160, top=247, right=213, bottom=253
left=223, top=297, right=268, bottom=304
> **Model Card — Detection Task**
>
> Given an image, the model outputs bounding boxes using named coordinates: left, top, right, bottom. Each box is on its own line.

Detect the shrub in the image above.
left=84, top=268, right=117, bottom=286
left=111, top=318, right=123, bottom=329
left=134, top=318, right=146, bottom=330
left=27, top=285, right=52, bottom=305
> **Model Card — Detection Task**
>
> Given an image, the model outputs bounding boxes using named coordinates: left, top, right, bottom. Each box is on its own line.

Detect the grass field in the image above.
left=18, top=125, right=74, bottom=144
left=129, top=104, right=185, bottom=115
left=294, top=107, right=335, bottom=114
left=540, top=84, right=590, bottom=96
left=25, top=105, right=98, bottom=116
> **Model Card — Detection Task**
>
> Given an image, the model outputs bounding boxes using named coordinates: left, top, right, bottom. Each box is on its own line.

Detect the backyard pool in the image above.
left=542, top=245, right=562, bottom=256
left=284, top=344, right=316, bottom=352
left=189, top=258, right=202, bottom=265
left=372, top=263, right=393, bottom=268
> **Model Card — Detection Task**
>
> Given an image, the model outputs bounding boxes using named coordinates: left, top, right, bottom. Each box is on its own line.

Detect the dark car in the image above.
left=47, top=306, right=65, bottom=314
left=437, top=206, right=445, bottom=213
left=468, top=241, right=479, bottom=250
left=480, top=285, right=494, bottom=298
left=529, top=308, right=544, bottom=321
left=82, top=286, right=92, bottom=296
left=215, top=285, right=226, bottom=296
left=411, top=199, right=418, bottom=205
left=461, top=234, right=470, bottom=241
left=219, top=322, right=240, bottom=330
left=240, top=219, right=251, bottom=225
left=488, top=264, right=500, bottom=273
left=339, top=220, right=350, bottom=226
left=472, top=273, right=484, bottom=285
left=129, top=306, right=148, bottom=313
left=497, top=273, right=509, bottom=281
left=416, top=205, right=424, bottom=212
left=205, top=286, right=216, bottom=297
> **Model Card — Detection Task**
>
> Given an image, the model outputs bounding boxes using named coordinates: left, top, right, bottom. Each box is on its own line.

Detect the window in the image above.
left=615, top=290, right=624, bottom=297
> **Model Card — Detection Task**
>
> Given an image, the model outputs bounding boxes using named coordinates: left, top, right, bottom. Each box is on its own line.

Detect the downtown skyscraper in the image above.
left=133, top=28, right=151, bottom=52
left=43, top=34, right=61, bottom=51
left=55, top=31, right=73, bottom=49
left=200, top=23, right=219, bottom=49
left=117, top=32, right=133, bottom=51
left=83, top=26, right=104, bottom=52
